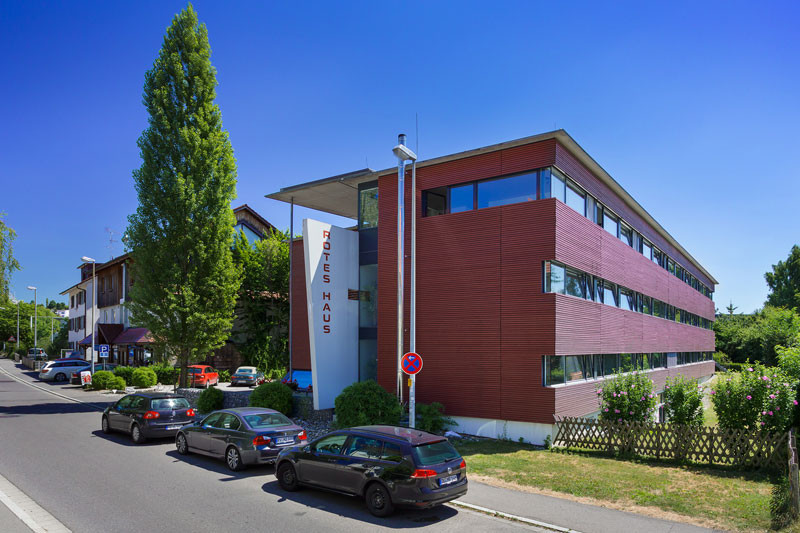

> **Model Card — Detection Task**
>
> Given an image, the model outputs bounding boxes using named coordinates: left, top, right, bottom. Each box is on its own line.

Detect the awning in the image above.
left=78, top=334, right=92, bottom=345
left=112, top=328, right=154, bottom=344
left=97, top=324, right=124, bottom=345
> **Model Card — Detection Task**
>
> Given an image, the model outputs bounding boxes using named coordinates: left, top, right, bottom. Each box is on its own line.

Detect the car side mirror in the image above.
left=303, top=445, right=311, bottom=453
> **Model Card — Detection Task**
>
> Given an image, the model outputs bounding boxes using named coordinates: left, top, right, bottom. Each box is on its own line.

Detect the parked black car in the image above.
left=175, top=407, right=307, bottom=471
left=274, top=425, right=467, bottom=517
left=101, top=393, right=196, bottom=444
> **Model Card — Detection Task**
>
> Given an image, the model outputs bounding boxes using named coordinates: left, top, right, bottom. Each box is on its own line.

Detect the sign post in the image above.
left=402, top=352, right=423, bottom=429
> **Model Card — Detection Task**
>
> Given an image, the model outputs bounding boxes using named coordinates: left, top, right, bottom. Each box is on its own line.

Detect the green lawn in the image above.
left=453, top=439, right=775, bottom=532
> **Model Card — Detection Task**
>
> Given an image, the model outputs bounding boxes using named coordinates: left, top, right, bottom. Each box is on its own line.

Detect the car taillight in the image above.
left=41, top=368, right=50, bottom=373
left=186, top=409, right=196, bottom=417
left=411, top=469, right=438, bottom=478
left=459, top=459, right=466, bottom=470
left=297, top=430, right=307, bottom=441
left=143, top=411, right=160, bottom=420
left=253, top=435, right=271, bottom=446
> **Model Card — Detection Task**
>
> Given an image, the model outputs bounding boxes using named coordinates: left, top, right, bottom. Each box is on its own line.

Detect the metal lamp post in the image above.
left=81, top=256, right=96, bottom=373
left=26, top=286, right=37, bottom=350
left=391, top=134, right=418, bottom=426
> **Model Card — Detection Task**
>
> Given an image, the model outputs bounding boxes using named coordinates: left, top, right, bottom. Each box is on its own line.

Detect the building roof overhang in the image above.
left=266, top=130, right=717, bottom=285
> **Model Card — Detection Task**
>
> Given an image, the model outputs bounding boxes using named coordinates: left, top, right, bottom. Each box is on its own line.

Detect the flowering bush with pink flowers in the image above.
left=663, top=375, right=704, bottom=426
left=710, top=363, right=796, bottom=432
left=597, top=372, right=656, bottom=423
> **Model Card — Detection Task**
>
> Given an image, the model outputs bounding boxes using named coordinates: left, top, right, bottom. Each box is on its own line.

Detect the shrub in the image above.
left=711, top=363, right=796, bottom=432
left=250, top=382, right=293, bottom=416
left=152, top=364, right=179, bottom=386
left=132, top=367, right=158, bottom=388
left=91, top=370, right=115, bottom=390
left=771, top=475, right=796, bottom=530
left=597, top=372, right=657, bottom=423
left=415, top=402, right=457, bottom=435
left=113, top=366, right=134, bottom=385
left=218, top=369, right=231, bottom=383
left=663, top=375, right=704, bottom=426
left=334, top=380, right=401, bottom=428
left=197, top=386, right=224, bottom=414
left=109, top=376, right=126, bottom=391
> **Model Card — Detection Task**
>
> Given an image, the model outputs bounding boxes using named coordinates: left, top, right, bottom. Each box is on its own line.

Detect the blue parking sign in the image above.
left=98, top=344, right=110, bottom=358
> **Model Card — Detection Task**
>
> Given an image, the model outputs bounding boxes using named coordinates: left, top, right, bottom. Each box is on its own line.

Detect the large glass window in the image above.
left=551, top=168, right=566, bottom=202
left=619, top=288, right=635, bottom=311
left=620, top=353, right=633, bottom=371
left=565, top=268, right=585, bottom=298
left=620, top=223, right=633, bottom=247
left=359, top=339, right=377, bottom=382
left=449, top=184, right=474, bottom=213
left=545, top=262, right=565, bottom=294
left=594, top=278, right=603, bottom=303
left=602, top=209, right=619, bottom=237
left=653, top=299, right=664, bottom=318
left=603, top=354, right=619, bottom=375
left=565, top=182, right=586, bottom=215
left=641, top=295, right=652, bottom=315
left=358, top=187, right=378, bottom=229
left=544, top=356, right=564, bottom=386
left=477, top=172, right=536, bottom=209
left=565, top=355, right=586, bottom=382
left=603, top=281, right=618, bottom=307
left=359, top=265, right=378, bottom=327
left=423, top=188, right=446, bottom=217
left=642, top=239, right=653, bottom=260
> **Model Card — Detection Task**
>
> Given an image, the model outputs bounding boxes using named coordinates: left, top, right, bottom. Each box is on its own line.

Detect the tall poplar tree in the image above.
left=126, top=5, right=240, bottom=386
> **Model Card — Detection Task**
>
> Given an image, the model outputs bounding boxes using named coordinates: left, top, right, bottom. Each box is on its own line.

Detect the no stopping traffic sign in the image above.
left=401, top=352, right=423, bottom=375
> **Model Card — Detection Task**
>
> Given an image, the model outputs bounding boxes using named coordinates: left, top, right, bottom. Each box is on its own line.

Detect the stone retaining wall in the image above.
left=175, top=387, right=333, bottom=421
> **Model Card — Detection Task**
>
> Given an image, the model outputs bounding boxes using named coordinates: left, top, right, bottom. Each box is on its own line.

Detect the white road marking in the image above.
left=0, top=366, right=104, bottom=411
left=449, top=500, right=582, bottom=533
left=0, top=471, right=71, bottom=533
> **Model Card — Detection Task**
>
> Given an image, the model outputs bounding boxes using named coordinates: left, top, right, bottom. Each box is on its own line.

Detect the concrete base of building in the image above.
left=450, top=416, right=554, bottom=446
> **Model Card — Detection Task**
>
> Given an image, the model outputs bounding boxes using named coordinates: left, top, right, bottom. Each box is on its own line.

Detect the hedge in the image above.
left=197, top=386, right=224, bottom=414
left=132, top=367, right=157, bottom=388
left=334, top=380, right=401, bottom=428
left=249, top=382, right=293, bottom=416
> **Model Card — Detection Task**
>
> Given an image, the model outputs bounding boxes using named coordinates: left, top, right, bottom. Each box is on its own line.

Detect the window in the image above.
left=601, top=209, right=619, bottom=237
left=586, top=196, right=597, bottom=223
left=603, top=354, right=619, bottom=375
left=71, top=295, right=75, bottom=308
left=565, top=181, right=586, bottom=215
left=343, top=436, right=383, bottom=459
left=619, top=223, right=633, bottom=247
left=543, top=356, right=564, bottom=386
left=423, top=188, right=446, bottom=217
left=545, top=262, right=565, bottom=294
left=653, top=299, right=664, bottom=318
left=653, top=247, right=664, bottom=268
left=642, top=239, right=653, bottom=260
left=619, top=288, right=635, bottom=311
left=412, top=440, right=460, bottom=466
left=667, top=258, right=676, bottom=275
left=620, top=353, right=633, bottom=371
left=314, top=434, right=349, bottom=455
left=449, top=184, right=474, bottom=213
left=565, top=268, right=585, bottom=299
left=550, top=168, right=566, bottom=202
left=381, top=443, right=403, bottom=463
left=593, top=277, right=603, bottom=303
left=358, top=186, right=379, bottom=228
left=477, top=172, right=537, bottom=209
left=565, top=355, right=587, bottom=382
left=603, top=281, right=618, bottom=307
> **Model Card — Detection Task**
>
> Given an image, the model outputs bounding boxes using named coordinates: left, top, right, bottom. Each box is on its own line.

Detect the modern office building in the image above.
left=269, top=130, right=717, bottom=444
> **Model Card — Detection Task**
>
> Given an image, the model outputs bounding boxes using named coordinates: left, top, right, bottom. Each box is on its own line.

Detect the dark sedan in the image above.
left=102, top=393, right=196, bottom=444
left=275, top=426, right=467, bottom=517
left=175, top=407, right=307, bottom=471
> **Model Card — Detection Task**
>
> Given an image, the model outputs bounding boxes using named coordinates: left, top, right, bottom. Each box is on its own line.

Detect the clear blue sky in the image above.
left=1, top=1, right=798, bottom=313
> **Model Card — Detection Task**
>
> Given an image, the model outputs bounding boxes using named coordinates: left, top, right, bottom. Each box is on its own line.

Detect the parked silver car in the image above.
left=39, top=359, right=90, bottom=382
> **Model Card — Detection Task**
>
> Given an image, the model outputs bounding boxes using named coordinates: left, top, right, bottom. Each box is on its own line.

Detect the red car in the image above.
left=187, top=365, right=219, bottom=388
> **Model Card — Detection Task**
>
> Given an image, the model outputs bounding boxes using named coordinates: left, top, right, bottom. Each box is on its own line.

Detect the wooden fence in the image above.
left=553, top=416, right=788, bottom=470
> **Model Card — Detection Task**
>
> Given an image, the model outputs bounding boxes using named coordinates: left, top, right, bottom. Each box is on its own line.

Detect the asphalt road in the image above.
left=0, top=360, right=541, bottom=533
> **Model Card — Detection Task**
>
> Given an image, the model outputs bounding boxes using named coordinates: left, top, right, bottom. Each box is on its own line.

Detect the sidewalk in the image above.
left=456, top=480, right=720, bottom=533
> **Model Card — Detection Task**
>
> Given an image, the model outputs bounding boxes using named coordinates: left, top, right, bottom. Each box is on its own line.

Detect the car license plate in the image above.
left=275, top=436, right=294, bottom=445
left=438, top=475, right=458, bottom=486
left=165, top=425, right=182, bottom=430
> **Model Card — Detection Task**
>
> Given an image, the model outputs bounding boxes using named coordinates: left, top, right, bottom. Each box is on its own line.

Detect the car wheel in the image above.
left=101, top=416, right=111, bottom=434
left=226, top=446, right=243, bottom=472
left=176, top=433, right=189, bottom=455
left=130, top=423, right=146, bottom=444
left=277, top=462, right=300, bottom=492
left=365, top=483, right=394, bottom=517
left=55, top=373, right=66, bottom=382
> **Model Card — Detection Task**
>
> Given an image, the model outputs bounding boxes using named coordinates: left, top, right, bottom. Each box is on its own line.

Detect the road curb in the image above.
left=0, top=471, right=71, bottom=533
left=450, top=500, right=582, bottom=533
left=0, top=365, right=105, bottom=411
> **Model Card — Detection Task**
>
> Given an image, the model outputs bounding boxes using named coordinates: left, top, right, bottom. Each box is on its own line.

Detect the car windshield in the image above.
left=187, top=368, right=202, bottom=374
left=236, top=368, right=255, bottom=374
left=244, top=413, right=293, bottom=429
left=412, top=440, right=460, bottom=466
left=150, top=398, right=190, bottom=410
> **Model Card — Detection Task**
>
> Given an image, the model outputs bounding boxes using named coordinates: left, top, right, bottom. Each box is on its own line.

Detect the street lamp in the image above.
left=391, top=134, right=418, bottom=426
left=81, top=256, right=96, bottom=373
left=27, top=286, right=37, bottom=351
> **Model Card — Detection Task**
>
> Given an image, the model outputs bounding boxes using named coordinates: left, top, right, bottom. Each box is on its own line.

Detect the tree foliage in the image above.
left=663, top=375, right=704, bottom=426
left=597, top=372, right=657, bottom=423
left=765, top=245, right=800, bottom=311
left=713, top=306, right=800, bottom=365
left=0, top=213, right=20, bottom=299
left=125, top=5, right=240, bottom=386
left=0, top=302, right=65, bottom=354
left=231, top=229, right=290, bottom=374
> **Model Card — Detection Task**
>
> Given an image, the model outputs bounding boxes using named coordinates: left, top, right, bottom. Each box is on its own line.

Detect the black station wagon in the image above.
left=274, top=425, right=467, bottom=517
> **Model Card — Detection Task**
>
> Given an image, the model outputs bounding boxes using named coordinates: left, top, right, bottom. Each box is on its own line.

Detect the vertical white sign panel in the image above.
left=303, top=219, right=359, bottom=410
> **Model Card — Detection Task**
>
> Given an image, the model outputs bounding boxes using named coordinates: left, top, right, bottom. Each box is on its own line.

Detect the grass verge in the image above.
left=453, top=439, right=776, bottom=532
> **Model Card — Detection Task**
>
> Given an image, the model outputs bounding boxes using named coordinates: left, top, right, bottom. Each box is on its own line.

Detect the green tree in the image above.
left=231, top=229, right=290, bottom=373
left=0, top=213, right=21, bottom=299
left=726, top=301, right=738, bottom=315
left=125, top=5, right=240, bottom=387
left=765, top=245, right=800, bottom=310
left=713, top=307, right=800, bottom=365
